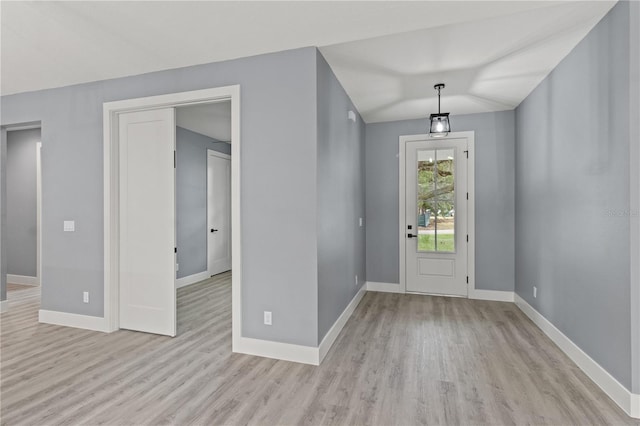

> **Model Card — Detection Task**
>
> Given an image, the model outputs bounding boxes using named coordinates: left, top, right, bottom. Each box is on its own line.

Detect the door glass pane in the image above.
left=417, top=150, right=436, bottom=251
left=416, top=148, right=455, bottom=253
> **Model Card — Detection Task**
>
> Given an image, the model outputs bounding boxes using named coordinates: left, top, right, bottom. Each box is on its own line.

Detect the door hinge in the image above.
left=466, top=235, right=469, bottom=242
left=174, top=247, right=177, bottom=253
left=466, top=192, right=469, bottom=200
left=174, top=151, right=176, bottom=168
left=466, top=276, right=469, bottom=284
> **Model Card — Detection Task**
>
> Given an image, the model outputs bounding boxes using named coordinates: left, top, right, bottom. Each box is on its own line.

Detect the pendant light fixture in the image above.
left=429, top=83, right=450, bottom=137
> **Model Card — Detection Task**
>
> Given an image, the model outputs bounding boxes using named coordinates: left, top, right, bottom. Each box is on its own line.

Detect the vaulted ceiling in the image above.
left=1, top=1, right=616, bottom=123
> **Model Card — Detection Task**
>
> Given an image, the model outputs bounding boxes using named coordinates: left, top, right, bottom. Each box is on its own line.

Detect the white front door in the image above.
left=119, top=108, right=177, bottom=336
left=207, top=151, right=231, bottom=276
left=405, top=137, right=468, bottom=296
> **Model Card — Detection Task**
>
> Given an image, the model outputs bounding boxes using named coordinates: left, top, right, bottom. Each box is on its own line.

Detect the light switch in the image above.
left=63, top=220, right=75, bottom=232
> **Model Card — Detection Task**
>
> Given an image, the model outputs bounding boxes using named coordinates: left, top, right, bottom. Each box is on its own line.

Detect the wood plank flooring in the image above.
left=1, top=273, right=636, bottom=425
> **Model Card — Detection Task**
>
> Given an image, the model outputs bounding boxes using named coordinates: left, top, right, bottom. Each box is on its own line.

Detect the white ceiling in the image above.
left=176, top=101, right=231, bottom=142
left=320, top=1, right=615, bottom=122
left=1, top=1, right=616, bottom=123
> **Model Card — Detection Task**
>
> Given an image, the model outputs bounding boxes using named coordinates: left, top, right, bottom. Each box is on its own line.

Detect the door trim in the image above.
left=103, top=86, right=241, bottom=347
left=398, top=131, right=475, bottom=297
left=36, top=142, right=42, bottom=286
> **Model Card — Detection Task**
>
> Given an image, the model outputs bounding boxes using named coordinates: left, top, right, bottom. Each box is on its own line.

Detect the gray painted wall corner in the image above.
left=315, top=50, right=366, bottom=344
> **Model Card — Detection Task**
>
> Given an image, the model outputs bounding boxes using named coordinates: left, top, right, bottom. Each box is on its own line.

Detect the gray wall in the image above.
left=316, top=51, right=366, bottom=344
left=365, top=111, right=515, bottom=292
left=176, top=126, right=230, bottom=279
left=1, top=129, right=6, bottom=301
left=1, top=47, right=320, bottom=346
left=515, top=1, right=632, bottom=389
left=6, top=128, right=40, bottom=277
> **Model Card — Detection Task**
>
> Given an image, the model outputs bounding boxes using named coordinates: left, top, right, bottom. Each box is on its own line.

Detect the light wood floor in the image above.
left=1, top=273, right=636, bottom=425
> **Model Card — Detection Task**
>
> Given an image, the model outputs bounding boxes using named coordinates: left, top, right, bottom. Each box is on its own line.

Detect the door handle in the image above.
left=407, top=233, right=417, bottom=238
left=211, top=228, right=218, bottom=233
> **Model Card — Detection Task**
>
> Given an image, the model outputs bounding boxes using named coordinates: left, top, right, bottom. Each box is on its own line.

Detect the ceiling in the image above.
left=1, top=1, right=616, bottom=123
left=320, top=1, right=615, bottom=122
left=176, top=101, right=231, bottom=142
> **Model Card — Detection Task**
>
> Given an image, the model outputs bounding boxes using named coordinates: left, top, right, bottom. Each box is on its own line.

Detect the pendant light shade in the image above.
left=429, top=83, right=450, bottom=137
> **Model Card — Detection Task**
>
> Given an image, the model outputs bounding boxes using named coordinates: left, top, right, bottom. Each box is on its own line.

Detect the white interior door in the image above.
left=405, top=138, right=468, bottom=296
left=119, top=108, right=176, bottom=336
left=207, top=151, right=231, bottom=276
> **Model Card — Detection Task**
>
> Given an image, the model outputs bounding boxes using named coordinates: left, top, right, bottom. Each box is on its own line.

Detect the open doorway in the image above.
left=174, top=102, right=232, bottom=333
left=175, top=102, right=231, bottom=287
left=103, top=86, right=241, bottom=344
left=4, top=126, right=42, bottom=310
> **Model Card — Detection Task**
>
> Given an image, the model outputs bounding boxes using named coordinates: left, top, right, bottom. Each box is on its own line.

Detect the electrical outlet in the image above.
left=533, top=286, right=537, bottom=298
left=83, top=291, right=89, bottom=303
left=355, top=275, right=358, bottom=287
left=264, top=311, right=272, bottom=326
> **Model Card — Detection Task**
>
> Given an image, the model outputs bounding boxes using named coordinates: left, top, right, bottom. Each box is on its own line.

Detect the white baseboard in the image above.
left=233, top=336, right=320, bottom=365
left=39, top=309, right=110, bottom=333
left=7, top=274, right=39, bottom=286
left=632, top=394, right=640, bottom=418
left=232, top=284, right=369, bottom=366
left=514, top=294, right=639, bottom=419
left=0, top=299, right=8, bottom=313
left=469, top=289, right=514, bottom=302
left=176, top=270, right=211, bottom=289
left=319, top=284, right=367, bottom=363
left=366, top=281, right=403, bottom=293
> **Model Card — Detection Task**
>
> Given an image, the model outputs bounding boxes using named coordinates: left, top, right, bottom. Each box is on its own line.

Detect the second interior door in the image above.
left=207, top=150, right=231, bottom=276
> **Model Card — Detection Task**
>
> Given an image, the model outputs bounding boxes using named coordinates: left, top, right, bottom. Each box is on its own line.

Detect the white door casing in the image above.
left=207, top=150, right=231, bottom=276
left=402, top=134, right=472, bottom=297
left=118, top=108, right=177, bottom=336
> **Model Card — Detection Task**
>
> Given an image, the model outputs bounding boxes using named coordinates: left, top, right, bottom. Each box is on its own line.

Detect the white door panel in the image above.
left=405, top=138, right=468, bottom=296
left=119, top=108, right=176, bottom=336
left=207, top=151, right=231, bottom=276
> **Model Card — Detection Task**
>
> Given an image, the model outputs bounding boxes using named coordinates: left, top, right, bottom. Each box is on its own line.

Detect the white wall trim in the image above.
left=515, top=293, right=639, bottom=419
left=36, top=141, right=42, bottom=286
left=176, top=270, right=211, bottom=289
left=319, top=285, right=367, bottom=363
left=398, top=138, right=408, bottom=294
left=39, top=309, right=110, bottom=332
left=7, top=274, right=38, bottom=286
left=234, top=336, right=320, bottom=365
left=469, top=289, right=514, bottom=302
left=0, top=300, right=8, bottom=313
left=366, top=281, right=404, bottom=293
left=103, top=86, right=241, bottom=340
left=632, top=394, right=640, bottom=419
